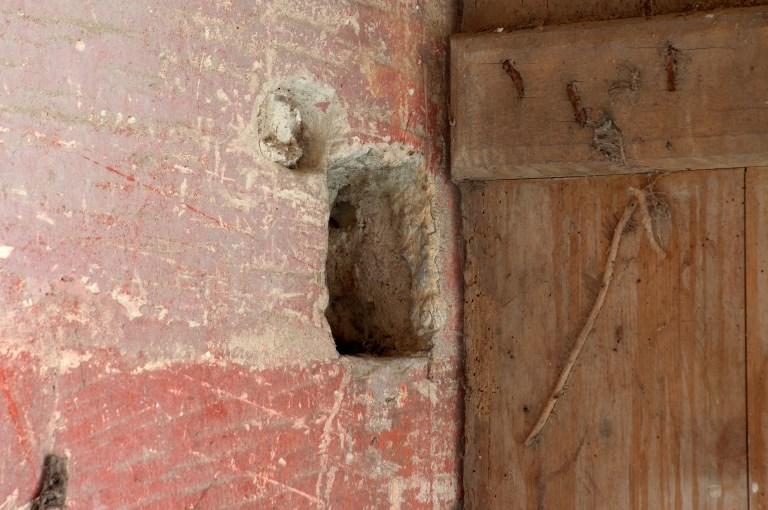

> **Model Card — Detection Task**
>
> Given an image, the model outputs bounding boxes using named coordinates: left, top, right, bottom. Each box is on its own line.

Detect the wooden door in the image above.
left=747, top=168, right=768, bottom=509
left=462, top=169, right=748, bottom=509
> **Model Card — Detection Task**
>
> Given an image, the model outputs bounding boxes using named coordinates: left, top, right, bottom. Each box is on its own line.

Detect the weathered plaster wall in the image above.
left=0, top=1, right=462, bottom=508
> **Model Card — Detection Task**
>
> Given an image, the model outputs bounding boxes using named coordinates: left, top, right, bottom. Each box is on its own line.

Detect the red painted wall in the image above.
left=0, top=1, right=462, bottom=508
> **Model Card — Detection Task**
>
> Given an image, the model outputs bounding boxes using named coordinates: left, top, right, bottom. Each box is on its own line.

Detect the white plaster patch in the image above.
left=347, top=16, right=360, bottom=35
left=155, top=305, right=169, bottom=321
left=216, top=88, right=230, bottom=103
left=79, top=276, right=100, bottom=294
left=173, top=164, right=195, bottom=174
left=0, top=246, right=14, bottom=259
left=57, top=139, right=78, bottom=149
left=256, top=91, right=303, bottom=167
left=36, top=212, right=55, bottom=225
left=63, top=312, right=87, bottom=324
left=232, top=75, right=348, bottom=172
left=110, top=289, right=145, bottom=319
left=0, top=489, right=19, bottom=510
left=131, top=350, right=215, bottom=374
left=431, top=473, right=458, bottom=505
left=132, top=359, right=174, bottom=374
left=412, top=379, right=437, bottom=404
left=389, top=478, right=402, bottom=510
left=58, top=350, right=93, bottom=373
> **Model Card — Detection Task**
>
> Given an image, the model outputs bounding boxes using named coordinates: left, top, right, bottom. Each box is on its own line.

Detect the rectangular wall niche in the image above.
left=325, top=146, right=442, bottom=356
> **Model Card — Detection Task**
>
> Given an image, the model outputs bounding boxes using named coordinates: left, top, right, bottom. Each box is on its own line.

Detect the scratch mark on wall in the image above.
left=66, top=145, right=258, bottom=239
left=0, top=368, right=35, bottom=474
left=254, top=473, right=322, bottom=505
left=315, top=370, right=350, bottom=508
left=179, top=373, right=298, bottom=423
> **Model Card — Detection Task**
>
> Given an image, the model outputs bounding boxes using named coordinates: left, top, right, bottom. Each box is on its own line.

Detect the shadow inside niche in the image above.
left=325, top=149, right=439, bottom=357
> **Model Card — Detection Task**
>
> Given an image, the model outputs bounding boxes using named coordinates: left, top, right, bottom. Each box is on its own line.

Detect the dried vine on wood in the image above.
left=524, top=183, right=667, bottom=446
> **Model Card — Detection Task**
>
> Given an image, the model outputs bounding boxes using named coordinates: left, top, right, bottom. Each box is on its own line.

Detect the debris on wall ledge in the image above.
left=256, top=90, right=304, bottom=168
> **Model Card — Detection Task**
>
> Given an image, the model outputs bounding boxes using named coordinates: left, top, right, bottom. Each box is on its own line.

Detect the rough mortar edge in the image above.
left=223, top=314, right=339, bottom=371
left=231, top=74, right=350, bottom=176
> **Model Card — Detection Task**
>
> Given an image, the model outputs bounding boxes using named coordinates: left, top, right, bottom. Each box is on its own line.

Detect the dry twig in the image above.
left=524, top=183, right=666, bottom=446
left=630, top=186, right=666, bottom=258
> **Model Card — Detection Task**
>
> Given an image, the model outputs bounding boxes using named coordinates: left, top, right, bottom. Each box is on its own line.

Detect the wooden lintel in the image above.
left=451, top=7, right=768, bottom=181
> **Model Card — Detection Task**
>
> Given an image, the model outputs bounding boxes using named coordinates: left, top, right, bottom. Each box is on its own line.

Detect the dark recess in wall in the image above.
left=324, top=150, right=439, bottom=358
left=326, top=182, right=422, bottom=356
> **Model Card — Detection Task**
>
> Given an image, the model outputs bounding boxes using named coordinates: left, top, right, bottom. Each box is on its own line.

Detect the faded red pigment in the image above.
left=0, top=1, right=462, bottom=509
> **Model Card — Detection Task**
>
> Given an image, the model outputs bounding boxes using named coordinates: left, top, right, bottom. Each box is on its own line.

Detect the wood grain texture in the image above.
left=461, top=0, right=768, bottom=32
left=451, top=7, right=768, bottom=181
left=747, top=167, right=768, bottom=508
left=463, top=169, right=747, bottom=509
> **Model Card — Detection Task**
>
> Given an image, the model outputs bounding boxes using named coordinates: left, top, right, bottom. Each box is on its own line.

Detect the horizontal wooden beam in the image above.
left=461, top=0, right=768, bottom=32
left=451, top=7, right=768, bottom=181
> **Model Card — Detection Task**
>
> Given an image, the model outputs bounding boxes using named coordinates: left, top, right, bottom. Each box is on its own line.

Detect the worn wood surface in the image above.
left=748, top=168, right=768, bottom=508
left=462, top=169, right=747, bottom=509
left=461, top=0, right=768, bottom=32
left=451, top=7, right=768, bottom=181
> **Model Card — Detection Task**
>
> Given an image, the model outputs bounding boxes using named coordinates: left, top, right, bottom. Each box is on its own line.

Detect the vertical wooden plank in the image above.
left=748, top=168, right=768, bottom=508
left=463, top=169, right=747, bottom=509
